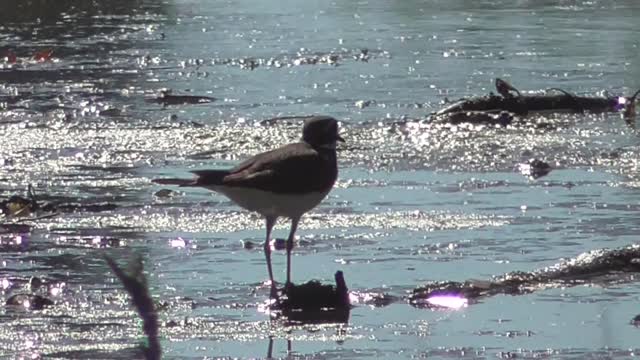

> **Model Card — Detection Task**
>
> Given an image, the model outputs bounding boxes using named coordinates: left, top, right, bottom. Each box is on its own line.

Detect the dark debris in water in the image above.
left=1, top=185, right=119, bottom=232
left=146, top=89, right=215, bottom=107
left=411, top=244, right=640, bottom=308
left=153, top=189, right=177, bottom=199
left=272, top=271, right=350, bottom=324
left=0, top=184, right=39, bottom=218
left=55, top=202, right=118, bottom=213
left=434, top=78, right=636, bottom=116
left=5, top=293, right=54, bottom=310
left=518, top=158, right=552, bottom=179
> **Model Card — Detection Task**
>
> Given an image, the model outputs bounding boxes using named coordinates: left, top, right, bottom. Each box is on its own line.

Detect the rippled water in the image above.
left=1, top=0, right=640, bottom=358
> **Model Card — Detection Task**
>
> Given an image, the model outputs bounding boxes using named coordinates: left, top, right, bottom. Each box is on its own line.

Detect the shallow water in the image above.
left=1, top=0, right=640, bottom=358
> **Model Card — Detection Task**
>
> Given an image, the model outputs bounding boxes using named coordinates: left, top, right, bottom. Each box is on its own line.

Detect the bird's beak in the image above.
left=337, top=135, right=346, bottom=142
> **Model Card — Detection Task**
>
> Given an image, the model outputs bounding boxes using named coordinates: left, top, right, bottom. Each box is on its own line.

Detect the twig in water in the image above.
left=104, top=255, right=161, bottom=360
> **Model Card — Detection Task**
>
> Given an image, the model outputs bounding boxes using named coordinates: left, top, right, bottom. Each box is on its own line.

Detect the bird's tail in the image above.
left=152, top=170, right=230, bottom=187
left=151, top=178, right=196, bottom=186
left=190, top=170, right=229, bottom=186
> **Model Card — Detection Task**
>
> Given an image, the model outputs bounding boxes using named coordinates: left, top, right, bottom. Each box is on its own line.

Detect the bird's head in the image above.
left=302, top=116, right=345, bottom=149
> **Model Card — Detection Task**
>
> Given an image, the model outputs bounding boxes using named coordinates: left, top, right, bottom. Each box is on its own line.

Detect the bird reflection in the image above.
left=265, top=325, right=349, bottom=360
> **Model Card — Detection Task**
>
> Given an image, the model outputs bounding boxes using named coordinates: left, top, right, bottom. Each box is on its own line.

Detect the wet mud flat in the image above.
left=2, top=0, right=640, bottom=358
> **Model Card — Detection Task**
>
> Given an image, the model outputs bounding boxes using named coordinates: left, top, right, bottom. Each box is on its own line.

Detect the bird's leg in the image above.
left=264, top=216, right=278, bottom=298
left=285, top=216, right=300, bottom=289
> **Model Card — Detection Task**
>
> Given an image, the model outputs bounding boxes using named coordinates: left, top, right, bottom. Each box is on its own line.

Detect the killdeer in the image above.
left=154, top=116, right=344, bottom=297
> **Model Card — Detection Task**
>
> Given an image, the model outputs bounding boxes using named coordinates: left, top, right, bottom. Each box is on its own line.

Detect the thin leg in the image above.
left=266, top=336, right=274, bottom=359
left=264, top=216, right=278, bottom=297
left=285, top=216, right=300, bottom=287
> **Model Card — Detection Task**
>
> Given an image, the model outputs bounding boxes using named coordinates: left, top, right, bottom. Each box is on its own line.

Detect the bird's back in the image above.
left=209, top=142, right=338, bottom=194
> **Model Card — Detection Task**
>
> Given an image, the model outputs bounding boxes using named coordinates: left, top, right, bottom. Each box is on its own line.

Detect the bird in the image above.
left=495, top=78, right=521, bottom=98
left=153, top=116, right=344, bottom=297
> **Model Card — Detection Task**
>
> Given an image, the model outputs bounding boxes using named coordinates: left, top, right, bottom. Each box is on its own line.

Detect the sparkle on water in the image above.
left=423, top=294, right=469, bottom=310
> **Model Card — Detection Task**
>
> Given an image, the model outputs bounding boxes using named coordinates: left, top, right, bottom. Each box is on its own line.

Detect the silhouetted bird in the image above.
left=154, top=116, right=344, bottom=297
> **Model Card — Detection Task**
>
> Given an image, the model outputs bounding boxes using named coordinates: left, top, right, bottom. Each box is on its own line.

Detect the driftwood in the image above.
left=411, top=244, right=640, bottom=308
left=435, top=78, right=639, bottom=117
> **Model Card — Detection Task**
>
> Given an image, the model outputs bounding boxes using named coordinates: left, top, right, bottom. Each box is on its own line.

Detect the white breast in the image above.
left=208, top=186, right=331, bottom=218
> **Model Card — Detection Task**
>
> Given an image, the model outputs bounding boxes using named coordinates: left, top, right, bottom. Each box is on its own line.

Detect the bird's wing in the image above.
left=220, top=143, right=336, bottom=194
